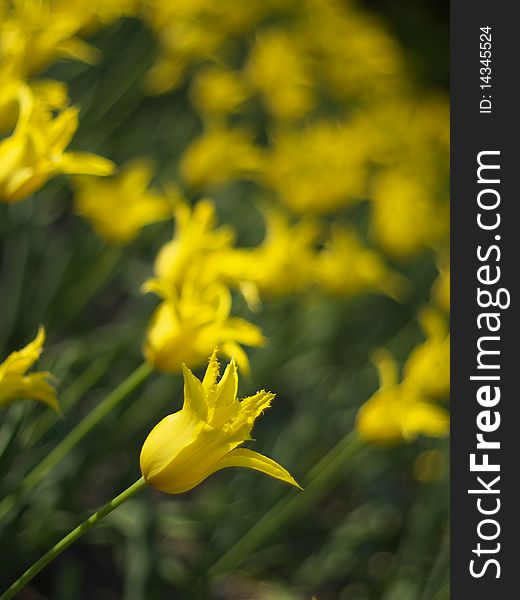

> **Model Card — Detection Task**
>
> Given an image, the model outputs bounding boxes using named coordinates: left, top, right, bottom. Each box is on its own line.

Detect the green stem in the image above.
left=24, top=362, right=153, bottom=490
left=0, top=362, right=153, bottom=522
left=22, top=354, right=115, bottom=448
left=209, top=432, right=365, bottom=576
left=0, top=477, right=147, bottom=600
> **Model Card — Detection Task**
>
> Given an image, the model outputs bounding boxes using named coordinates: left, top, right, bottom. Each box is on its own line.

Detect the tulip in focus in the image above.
left=140, top=350, right=300, bottom=494
left=0, top=327, right=59, bottom=411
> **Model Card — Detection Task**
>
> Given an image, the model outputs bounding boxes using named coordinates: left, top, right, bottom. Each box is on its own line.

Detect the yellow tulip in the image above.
left=215, top=208, right=320, bottom=297
left=144, top=277, right=264, bottom=374
left=0, top=56, right=69, bottom=133
left=246, top=28, right=314, bottom=122
left=191, top=66, right=250, bottom=119
left=144, top=199, right=235, bottom=295
left=57, top=0, right=140, bottom=33
left=356, top=350, right=448, bottom=444
left=74, top=159, right=171, bottom=243
left=403, top=308, right=450, bottom=400
left=263, top=121, right=371, bottom=214
left=314, top=224, right=407, bottom=299
left=0, top=327, right=59, bottom=411
left=0, top=0, right=98, bottom=79
left=245, top=209, right=319, bottom=296
left=180, top=125, right=263, bottom=189
left=300, top=0, right=405, bottom=101
left=370, top=168, right=448, bottom=259
left=140, top=350, right=300, bottom=494
left=143, top=0, right=265, bottom=94
left=0, top=86, right=114, bottom=203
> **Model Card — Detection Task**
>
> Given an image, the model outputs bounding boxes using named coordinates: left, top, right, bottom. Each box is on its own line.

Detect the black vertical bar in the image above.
left=451, top=2, right=518, bottom=597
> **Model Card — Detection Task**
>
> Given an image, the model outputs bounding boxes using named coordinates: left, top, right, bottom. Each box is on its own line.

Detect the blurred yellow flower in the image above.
left=143, top=0, right=266, bottom=94
left=191, top=67, right=250, bottom=119
left=0, top=60, right=69, bottom=133
left=145, top=199, right=235, bottom=296
left=314, top=224, right=406, bottom=299
left=140, top=350, right=300, bottom=494
left=403, top=308, right=450, bottom=400
left=301, top=0, right=405, bottom=101
left=370, top=169, right=448, bottom=258
left=181, top=125, right=263, bottom=189
left=263, top=121, right=370, bottom=214
left=0, top=87, right=114, bottom=203
left=358, top=96, right=449, bottom=173
left=0, top=0, right=98, bottom=79
left=432, top=262, right=450, bottom=313
left=217, top=208, right=320, bottom=297
left=62, top=0, right=140, bottom=33
left=0, top=327, right=59, bottom=411
left=144, top=277, right=264, bottom=374
left=74, top=159, right=171, bottom=243
left=356, top=350, right=448, bottom=444
left=142, top=1, right=225, bottom=94
left=246, top=28, right=314, bottom=122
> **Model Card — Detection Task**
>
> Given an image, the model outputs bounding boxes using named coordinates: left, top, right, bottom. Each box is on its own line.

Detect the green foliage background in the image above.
left=0, top=2, right=448, bottom=598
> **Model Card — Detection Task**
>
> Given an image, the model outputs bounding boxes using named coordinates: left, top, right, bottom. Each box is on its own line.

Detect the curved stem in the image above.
left=0, top=477, right=147, bottom=600
left=23, top=353, right=115, bottom=448
left=24, top=362, right=153, bottom=490
left=209, top=431, right=365, bottom=576
left=0, top=362, right=153, bottom=522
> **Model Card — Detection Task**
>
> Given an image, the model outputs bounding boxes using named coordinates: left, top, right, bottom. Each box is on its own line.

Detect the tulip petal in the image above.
left=0, top=373, right=60, bottom=412
left=213, top=448, right=302, bottom=489
left=0, top=327, right=45, bottom=377
left=371, top=349, right=398, bottom=389
left=214, top=359, right=238, bottom=407
left=221, top=341, right=250, bottom=375
left=181, top=364, right=208, bottom=420
left=48, top=107, right=79, bottom=153
left=202, top=348, right=220, bottom=393
left=54, top=39, right=101, bottom=64
left=402, top=401, right=450, bottom=439
left=210, top=359, right=240, bottom=427
left=419, top=307, right=449, bottom=341
left=60, top=152, right=115, bottom=176
left=140, top=410, right=207, bottom=485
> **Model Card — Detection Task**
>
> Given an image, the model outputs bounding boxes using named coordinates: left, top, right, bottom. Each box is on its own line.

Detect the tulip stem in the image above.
left=209, top=432, right=365, bottom=576
left=24, top=362, right=153, bottom=489
left=23, top=353, right=116, bottom=448
left=0, top=477, right=147, bottom=600
left=0, top=361, right=153, bottom=522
